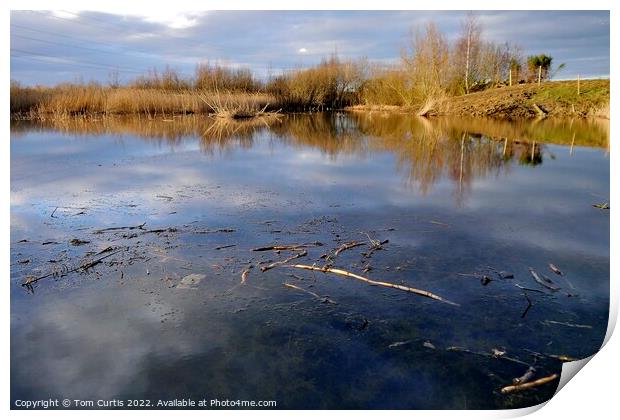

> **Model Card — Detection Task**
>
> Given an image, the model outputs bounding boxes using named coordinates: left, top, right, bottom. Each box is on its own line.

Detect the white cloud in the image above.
left=298, top=48, right=308, bottom=54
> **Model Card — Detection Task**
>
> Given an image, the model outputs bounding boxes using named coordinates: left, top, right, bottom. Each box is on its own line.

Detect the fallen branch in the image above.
left=287, top=264, right=458, bottom=306
left=22, top=248, right=123, bottom=286
left=500, top=373, right=558, bottom=394
left=528, top=268, right=560, bottom=291
left=334, top=241, right=366, bottom=256
left=252, top=242, right=322, bottom=252
left=260, top=250, right=307, bottom=272
left=94, top=222, right=146, bottom=234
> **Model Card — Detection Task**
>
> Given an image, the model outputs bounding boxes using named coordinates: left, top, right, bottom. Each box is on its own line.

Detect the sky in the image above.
left=10, top=10, right=610, bottom=86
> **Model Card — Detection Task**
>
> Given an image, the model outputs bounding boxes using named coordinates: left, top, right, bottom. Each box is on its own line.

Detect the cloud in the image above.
left=9, top=10, right=610, bottom=85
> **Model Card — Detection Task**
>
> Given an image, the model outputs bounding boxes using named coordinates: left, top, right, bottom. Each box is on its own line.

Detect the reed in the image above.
left=11, top=84, right=279, bottom=120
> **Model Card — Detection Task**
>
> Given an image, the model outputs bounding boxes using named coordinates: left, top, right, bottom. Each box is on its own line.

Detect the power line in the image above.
left=11, top=48, right=146, bottom=74
left=11, top=55, right=142, bottom=75
left=12, top=34, right=122, bottom=56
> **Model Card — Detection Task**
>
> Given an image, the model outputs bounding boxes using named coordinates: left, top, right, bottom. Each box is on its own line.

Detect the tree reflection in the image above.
left=12, top=113, right=607, bottom=203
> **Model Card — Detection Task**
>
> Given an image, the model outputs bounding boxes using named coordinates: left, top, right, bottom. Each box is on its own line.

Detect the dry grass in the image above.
left=11, top=84, right=278, bottom=120
left=198, top=91, right=275, bottom=119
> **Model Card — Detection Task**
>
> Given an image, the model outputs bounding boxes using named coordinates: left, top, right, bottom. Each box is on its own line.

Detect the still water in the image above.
left=10, top=113, right=610, bottom=409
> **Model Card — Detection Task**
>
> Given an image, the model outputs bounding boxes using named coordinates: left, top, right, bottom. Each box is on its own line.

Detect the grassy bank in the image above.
left=348, top=80, right=609, bottom=119
left=443, top=79, right=609, bottom=119
left=12, top=79, right=609, bottom=121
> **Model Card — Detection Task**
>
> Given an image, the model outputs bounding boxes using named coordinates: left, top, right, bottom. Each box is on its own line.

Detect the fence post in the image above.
left=577, top=74, right=580, bottom=95
left=537, top=65, right=542, bottom=86
left=509, top=68, right=512, bottom=86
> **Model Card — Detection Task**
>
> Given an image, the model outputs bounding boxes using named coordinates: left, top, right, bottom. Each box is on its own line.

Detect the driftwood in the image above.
left=501, top=373, right=558, bottom=394
left=260, top=250, right=307, bottom=272
left=22, top=248, right=123, bottom=286
left=592, top=202, right=610, bottom=209
left=334, top=241, right=366, bottom=256
left=252, top=243, right=312, bottom=252
left=542, top=320, right=592, bottom=329
left=195, top=228, right=236, bottom=234
left=447, top=346, right=530, bottom=367
left=514, top=283, right=545, bottom=293
left=215, top=244, right=236, bottom=250
left=513, top=367, right=536, bottom=385
left=548, top=263, right=563, bottom=276
left=283, top=283, right=336, bottom=304
left=288, top=264, right=458, bottom=306
left=528, top=268, right=560, bottom=291
left=94, top=222, right=146, bottom=234
left=388, top=340, right=412, bottom=349
left=240, top=265, right=253, bottom=285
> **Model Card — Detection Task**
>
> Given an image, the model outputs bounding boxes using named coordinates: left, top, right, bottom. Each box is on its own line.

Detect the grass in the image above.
left=11, top=78, right=609, bottom=121
left=442, top=79, right=610, bottom=119
left=10, top=84, right=278, bottom=120
left=198, top=91, right=275, bottom=119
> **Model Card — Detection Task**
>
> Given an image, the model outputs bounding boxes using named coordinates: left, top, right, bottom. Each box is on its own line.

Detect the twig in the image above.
left=252, top=242, right=322, bottom=252
left=283, top=283, right=336, bottom=304
left=287, top=264, right=458, bottom=306
left=542, top=320, right=592, bottom=329
left=548, top=263, right=563, bottom=276
left=513, top=367, right=537, bottom=385
left=94, top=222, right=146, bottom=234
left=334, top=241, right=366, bottom=256
left=447, top=346, right=531, bottom=367
left=528, top=268, right=560, bottom=291
left=240, top=265, right=253, bottom=285
left=22, top=248, right=123, bottom=286
left=514, top=283, right=545, bottom=293
left=260, top=250, right=307, bottom=272
left=215, top=244, right=236, bottom=250
left=500, top=373, right=558, bottom=394
left=50, top=207, right=58, bottom=218
left=195, top=228, right=236, bottom=234
left=521, top=292, right=533, bottom=318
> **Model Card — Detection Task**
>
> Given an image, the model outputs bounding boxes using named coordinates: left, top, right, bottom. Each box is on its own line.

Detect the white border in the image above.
left=4, top=1, right=616, bottom=419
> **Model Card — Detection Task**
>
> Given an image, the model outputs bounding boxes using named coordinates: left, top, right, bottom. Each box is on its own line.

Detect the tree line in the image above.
left=12, top=13, right=565, bottom=115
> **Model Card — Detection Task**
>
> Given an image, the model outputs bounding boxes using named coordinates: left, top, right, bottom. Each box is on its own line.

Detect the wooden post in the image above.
left=577, top=74, right=580, bottom=95
left=509, top=69, right=512, bottom=86
left=537, top=65, right=542, bottom=86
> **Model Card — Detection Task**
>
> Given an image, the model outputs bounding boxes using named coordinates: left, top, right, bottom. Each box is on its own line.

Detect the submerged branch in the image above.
left=287, top=264, right=458, bottom=306
left=500, top=373, right=558, bottom=394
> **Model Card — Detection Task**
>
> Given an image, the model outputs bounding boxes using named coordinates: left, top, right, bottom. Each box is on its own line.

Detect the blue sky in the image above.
left=10, top=10, right=610, bottom=85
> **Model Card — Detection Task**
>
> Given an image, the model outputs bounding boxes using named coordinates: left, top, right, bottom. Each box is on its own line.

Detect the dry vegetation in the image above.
left=11, top=14, right=609, bottom=120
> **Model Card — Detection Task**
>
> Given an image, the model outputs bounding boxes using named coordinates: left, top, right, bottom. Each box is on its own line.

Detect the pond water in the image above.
left=10, top=113, right=610, bottom=409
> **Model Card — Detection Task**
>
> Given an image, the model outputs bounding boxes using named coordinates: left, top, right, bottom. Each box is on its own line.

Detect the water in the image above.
left=10, top=113, right=609, bottom=409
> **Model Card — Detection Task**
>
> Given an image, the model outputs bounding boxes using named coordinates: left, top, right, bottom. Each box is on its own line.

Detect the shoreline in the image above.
left=10, top=80, right=609, bottom=121
left=347, top=80, right=610, bottom=120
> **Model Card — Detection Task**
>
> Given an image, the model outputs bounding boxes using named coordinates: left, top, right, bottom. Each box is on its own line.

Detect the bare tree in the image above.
left=455, top=12, right=482, bottom=94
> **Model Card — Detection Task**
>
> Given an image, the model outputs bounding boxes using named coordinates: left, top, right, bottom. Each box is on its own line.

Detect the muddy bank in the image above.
left=348, top=80, right=610, bottom=120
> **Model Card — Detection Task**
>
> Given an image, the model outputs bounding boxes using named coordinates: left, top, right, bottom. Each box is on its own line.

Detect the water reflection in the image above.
left=10, top=113, right=609, bottom=204
left=10, top=113, right=609, bottom=409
